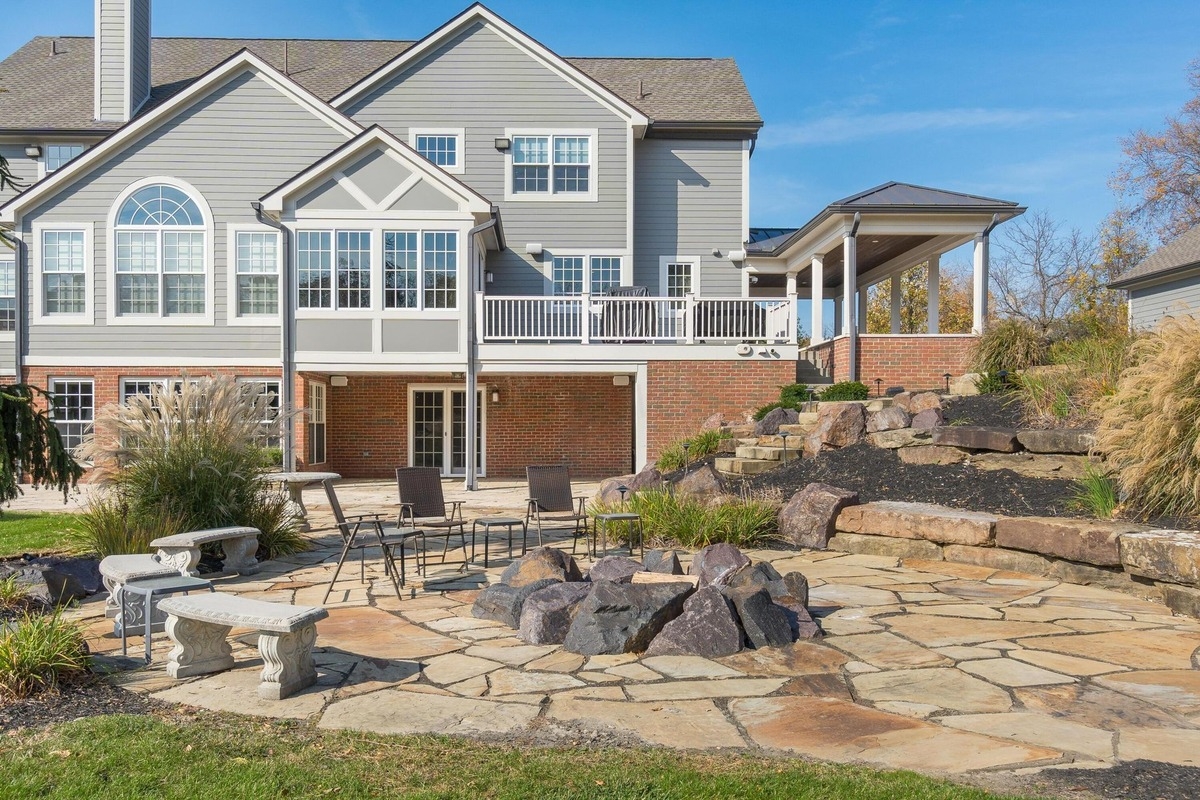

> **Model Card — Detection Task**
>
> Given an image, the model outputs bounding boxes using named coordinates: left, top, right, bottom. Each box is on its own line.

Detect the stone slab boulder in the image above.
left=588, top=556, right=646, bottom=584
left=777, top=598, right=822, bottom=640
left=562, top=581, right=695, bottom=655
left=804, top=403, right=866, bottom=457
left=672, top=464, right=725, bottom=499
left=644, top=585, right=745, bottom=658
left=724, top=585, right=793, bottom=649
left=1016, top=429, right=1096, bottom=455
left=971, top=452, right=1093, bottom=480
left=597, top=467, right=664, bottom=505
left=28, top=556, right=102, bottom=603
left=897, top=445, right=968, bottom=466
left=755, top=406, right=800, bottom=436
left=933, top=426, right=1021, bottom=452
left=866, top=406, right=911, bottom=433
left=643, top=549, right=684, bottom=575
left=473, top=578, right=560, bottom=629
left=949, top=373, right=982, bottom=396
left=500, top=547, right=583, bottom=587
left=778, top=483, right=860, bottom=549
left=836, top=501, right=998, bottom=547
left=1119, top=530, right=1200, bottom=587
left=518, top=581, right=594, bottom=645
left=700, top=412, right=727, bottom=431
left=867, top=429, right=932, bottom=449
left=726, top=561, right=783, bottom=590
left=995, top=517, right=1145, bottom=567
left=910, top=408, right=944, bottom=430
left=778, top=571, right=810, bottom=608
left=689, top=543, right=751, bottom=588
left=894, top=391, right=942, bottom=415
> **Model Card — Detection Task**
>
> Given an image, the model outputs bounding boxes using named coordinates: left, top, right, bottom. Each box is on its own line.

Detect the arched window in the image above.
left=113, top=182, right=207, bottom=317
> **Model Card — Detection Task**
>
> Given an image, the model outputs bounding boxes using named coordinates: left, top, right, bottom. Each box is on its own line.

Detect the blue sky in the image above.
left=4, top=0, right=1200, bottom=255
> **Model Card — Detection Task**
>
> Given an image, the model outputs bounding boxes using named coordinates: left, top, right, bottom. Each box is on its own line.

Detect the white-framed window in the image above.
left=232, top=230, right=280, bottom=320
left=0, top=258, right=15, bottom=332
left=44, top=144, right=85, bottom=174
left=505, top=130, right=597, bottom=201
left=409, top=128, right=465, bottom=174
left=109, top=180, right=211, bottom=323
left=382, top=230, right=460, bottom=310
left=663, top=260, right=695, bottom=297
left=49, top=379, right=93, bottom=452
left=296, top=230, right=371, bottom=310
left=308, top=381, right=326, bottom=465
left=550, top=254, right=623, bottom=296
left=38, top=227, right=89, bottom=320
left=241, top=379, right=282, bottom=448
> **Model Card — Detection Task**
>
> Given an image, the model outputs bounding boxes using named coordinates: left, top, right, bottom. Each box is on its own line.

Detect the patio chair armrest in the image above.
left=574, top=496, right=588, bottom=516
left=343, top=512, right=384, bottom=522
left=397, top=503, right=416, bottom=527
left=444, top=500, right=465, bottom=521
left=526, top=498, right=540, bottom=519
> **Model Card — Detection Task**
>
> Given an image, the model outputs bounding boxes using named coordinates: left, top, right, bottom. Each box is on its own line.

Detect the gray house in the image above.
left=1110, top=224, right=1200, bottom=330
left=0, top=1, right=1017, bottom=480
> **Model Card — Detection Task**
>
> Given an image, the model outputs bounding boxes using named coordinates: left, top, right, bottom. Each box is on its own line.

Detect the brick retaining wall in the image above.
left=805, top=335, right=975, bottom=390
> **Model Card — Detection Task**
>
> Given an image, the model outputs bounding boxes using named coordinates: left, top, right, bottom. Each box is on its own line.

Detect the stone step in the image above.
left=756, top=434, right=806, bottom=448
left=714, top=457, right=780, bottom=476
left=720, top=425, right=756, bottom=439
left=735, top=445, right=802, bottom=462
left=736, top=437, right=758, bottom=447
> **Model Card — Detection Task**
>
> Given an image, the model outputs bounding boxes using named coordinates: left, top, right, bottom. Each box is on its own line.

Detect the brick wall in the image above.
left=645, top=359, right=795, bottom=461
left=803, top=335, right=975, bottom=390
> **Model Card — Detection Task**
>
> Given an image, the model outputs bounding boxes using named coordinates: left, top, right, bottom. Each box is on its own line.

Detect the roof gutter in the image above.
left=464, top=215, right=498, bottom=492
left=250, top=201, right=295, bottom=471
left=1109, top=259, right=1200, bottom=290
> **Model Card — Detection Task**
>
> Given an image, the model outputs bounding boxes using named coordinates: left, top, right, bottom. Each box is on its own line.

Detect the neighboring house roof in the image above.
left=1110, top=224, right=1200, bottom=289
left=746, top=182, right=1024, bottom=256
left=0, top=37, right=760, bottom=133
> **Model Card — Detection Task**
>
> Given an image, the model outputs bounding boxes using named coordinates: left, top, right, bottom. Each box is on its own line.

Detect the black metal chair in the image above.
left=395, top=467, right=470, bottom=568
left=321, top=479, right=421, bottom=603
left=525, top=464, right=590, bottom=553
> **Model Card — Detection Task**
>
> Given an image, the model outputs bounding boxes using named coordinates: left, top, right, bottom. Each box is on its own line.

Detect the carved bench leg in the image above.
left=165, top=615, right=234, bottom=678
left=257, top=624, right=318, bottom=700
left=156, top=546, right=201, bottom=577
left=105, top=578, right=168, bottom=637
left=222, top=535, right=261, bottom=575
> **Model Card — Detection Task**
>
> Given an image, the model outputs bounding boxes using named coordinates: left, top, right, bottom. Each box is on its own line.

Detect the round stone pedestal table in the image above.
left=265, top=471, right=341, bottom=531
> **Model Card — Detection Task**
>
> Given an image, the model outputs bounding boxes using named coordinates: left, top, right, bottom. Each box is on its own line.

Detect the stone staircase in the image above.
left=714, top=414, right=819, bottom=476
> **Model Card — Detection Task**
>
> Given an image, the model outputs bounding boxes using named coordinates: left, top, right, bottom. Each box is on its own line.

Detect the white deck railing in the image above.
left=478, top=293, right=796, bottom=345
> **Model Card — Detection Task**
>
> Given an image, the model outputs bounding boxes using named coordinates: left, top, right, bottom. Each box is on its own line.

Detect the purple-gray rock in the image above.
left=777, top=483, right=860, bottom=549
left=726, top=561, right=783, bottom=591
left=1015, top=429, right=1095, bottom=454
left=499, top=546, right=583, bottom=587
left=724, top=585, right=794, bottom=648
left=644, top=586, right=745, bottom=658
left=777, top=597, right=822, bottom=640
left=588, top=556, right=646, bottom=584
left=562, top=581, right=695, bottom=655
left=688, top=543, right=751, bottom=588
left=779, top=571, right=810, bottom=608
left=933, top=425, right=1021, bottom=452
left=518, top=581, right=594, bottom=645
left=910, top=408, right=944, bottom=430
left=672, top=463, right=726, bottom=499
left=866, top=406, right=911, bottom=433
left=472, top=578, right=559, bottom=628
left=597, top=466, right=665, bottom=505
left=754, top=406, right=800, bottom=436
left=18, top=556, right=102, bottom=604
left=643, top=549, right=684, bottom=575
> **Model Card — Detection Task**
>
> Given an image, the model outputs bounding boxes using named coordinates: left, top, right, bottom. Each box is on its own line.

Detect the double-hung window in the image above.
left=308, top=381, right=326, bottom=465
left=41, top=229, right=87, bottom=316
left=411, top=129, right=464, bottom=173
left=665, top=261, right=694, bottom=297
left=551, top=255, right=623, bottom=296
left=510, top=133, right=593, bottom=198
left=383, top=230, right=459, bottom=310
left=296, top=230, right=371, bottom=310
left=242, top=379, right=282, bottom=448
left=50, top=379, right=94, bottom=452
left=113, top=183, right=208, bottom=319
left=235, top=231, right=279, bottom=317
left=44, top=144, right=84, bottom=173
left=0, top=259, right=14, bottom=332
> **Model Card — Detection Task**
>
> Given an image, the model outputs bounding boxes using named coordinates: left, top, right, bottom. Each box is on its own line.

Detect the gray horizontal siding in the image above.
left=0, top=143, right=41, bottom=206
left=20, top=70, right=349, bottom=361
left=97, top=0, right=127, bottom=120
left=1130, top=275, right=1200, bottom=329
left=296, top=319, right=372, bottom=352
left=634, top=138, right=745, bottom=295
left=382, top=319, right=458, bottom=352
left=344, top=21, right=628, bottom=295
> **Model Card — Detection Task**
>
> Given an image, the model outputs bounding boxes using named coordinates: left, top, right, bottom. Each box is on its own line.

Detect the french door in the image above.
left=410, top=387, right=485, bottom=477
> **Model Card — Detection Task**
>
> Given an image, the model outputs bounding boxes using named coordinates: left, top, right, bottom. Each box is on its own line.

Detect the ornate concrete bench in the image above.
left=99, top=553, right=181, bottom=636
left=150, top=526, right=261, bottom=576
left=158, top=593, right=328, bottom=700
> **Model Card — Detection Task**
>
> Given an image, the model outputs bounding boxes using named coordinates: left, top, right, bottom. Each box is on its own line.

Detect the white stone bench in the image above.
left=150, top=526, right=261, bottom=576
left=99, top=553, right=181, bottom=636
left=158, top=593, right=328, bottom=700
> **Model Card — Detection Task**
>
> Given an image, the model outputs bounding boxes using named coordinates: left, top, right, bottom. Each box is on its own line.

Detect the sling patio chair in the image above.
left=525, top=464, right=590, bottom=554
left=321, top=479, right=422, bottom=603
left=395, top=467, right=470, bottom=569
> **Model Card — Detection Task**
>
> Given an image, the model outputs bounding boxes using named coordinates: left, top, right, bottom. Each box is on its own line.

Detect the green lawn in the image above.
left=0, top=713, right=1036, bottom=800
left=0, top=512, right=83, bottom=558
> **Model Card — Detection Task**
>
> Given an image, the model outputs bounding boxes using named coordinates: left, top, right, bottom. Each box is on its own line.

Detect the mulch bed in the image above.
left=1028, top=759, right=1200, bottom=800
left=943, top=392, right=1027, bottom=428
left=0, top=674, right=165, bottom=733
left=745, top=442, right=1077, bottom=518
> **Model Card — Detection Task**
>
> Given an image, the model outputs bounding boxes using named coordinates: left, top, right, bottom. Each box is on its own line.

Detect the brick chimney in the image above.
left=94, top=0, right=152, bottom=122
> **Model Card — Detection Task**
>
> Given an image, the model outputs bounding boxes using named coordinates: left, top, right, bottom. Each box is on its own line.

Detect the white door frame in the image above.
left=407, top=383, right=487, bottom=477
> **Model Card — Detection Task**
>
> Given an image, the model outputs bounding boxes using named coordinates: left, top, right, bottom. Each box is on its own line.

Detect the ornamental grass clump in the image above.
left=75, top=375, right=306, bottom=559
left=1095, top=316, right=1200, bottom=519
left=970, top=318, right=1047, bottom=373
left=595, top=487, right=778, bottom=549
left=655, top=428, right=730, bottom=473
left=1014, top=331, right=1138, bottom=427
left=0, top=609, right=90, bottom=699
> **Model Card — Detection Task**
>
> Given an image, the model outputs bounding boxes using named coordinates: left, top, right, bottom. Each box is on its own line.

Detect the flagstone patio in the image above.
left=68, top=479, right=1200, bottom=778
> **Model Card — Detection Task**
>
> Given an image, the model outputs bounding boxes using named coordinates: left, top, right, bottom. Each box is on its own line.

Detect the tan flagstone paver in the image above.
left=808, top=584, right=899, bottom=607
left=903, top=559, right=997, bottom=579
left=151, top=665, right=334, bottom=719
left=625, top=677, right=787, bottom=701
left=1055, top=618, right=1164, bottom=633
left=779, top=674, right=852, bottom=700
left=851, top=668, right=1013, bottom=713
left=463, top=644, right=558, bottom=666
left=936, top=580, right=1045, bottom=604
left=604, top=663, right=663, bottom=681
left=934, top=645, right=1003, bottom=661
left=958, top=658, right=1076, bottom=687
left=487, top=668, right=585, bottom=695
left=1117, top=727, right=1200, bottom=766
left=526, top=651, right=585, bottom=673
left=318, top=607, right=463, bottom=660
left=1095, top=670, right=1200, bottom=716
left=884, top=615, right=1070, bottom=648
left=874, top=701, right=942, bottom=718
left=939, top=712, right=1115, bottom=760
left=1015, top=684, right=1197, bottom=731
left=421, top=653, right=504, bottom=685
left=319, top=689, right=540, bottom=735
left=335, top=658, right=421, bottom=698
left=583, top=654, right=638, bottom=670
left=830, top=632, right=952, bottom=669
left=1003, top=604, right=1132, bottom=623
left=547, top=697, right=746, bottom=749
left=641, top=655, right=743, bottom=679
left=446, top=674, right=489, bottom=697
left=558, top=685, right=627, bottom=700
left=905, top=603, right=1004, bottom=620
left=425, top=616, right=505, bottom=633
left=717, top=641, right=848, bottom=677
left=577, top=671, right=624, bottom=683
left=1017, top=629, right=1200, bottom=670
left=1008, top=649, right=1128, bottom=677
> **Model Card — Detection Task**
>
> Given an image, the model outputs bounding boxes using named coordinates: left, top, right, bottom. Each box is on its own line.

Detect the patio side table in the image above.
left=592, top=512, right=644, bottom=559
left=471, top=517, right=528, bottom=567
left=120, top=575, right=214, bottom=663
left=265, top=471, right=341, bottom=531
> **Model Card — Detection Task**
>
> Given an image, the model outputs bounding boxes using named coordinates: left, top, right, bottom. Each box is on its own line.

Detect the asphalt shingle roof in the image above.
left=1111, top=223, right=1200, bottom=288
left=0, top=37, right=760, bottom=132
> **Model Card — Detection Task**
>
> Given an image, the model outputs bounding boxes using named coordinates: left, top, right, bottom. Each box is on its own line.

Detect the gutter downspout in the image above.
left=251, top=202, right=295, bottom=471
left=846, top=212, right=861, bottom=383
left=464, top=214, right=498, bottom=491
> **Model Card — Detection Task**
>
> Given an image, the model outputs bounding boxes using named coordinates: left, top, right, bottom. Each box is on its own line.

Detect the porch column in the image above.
left=857, top=286, right=869, bottom=334
left=973, top=233, right=990, bottom=334
left=786, top=271, right=798, bottom=297
left=833, top=294, right=842, bottom=337
left=927, top=254, right=940, bottom=334
left=810, top=254, right=824, bottom=344
left=634, top=363, right=649, bottom=470
left=843, top=220, right=859, bottom=380
left=890, top=273, right=903, bottom=334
